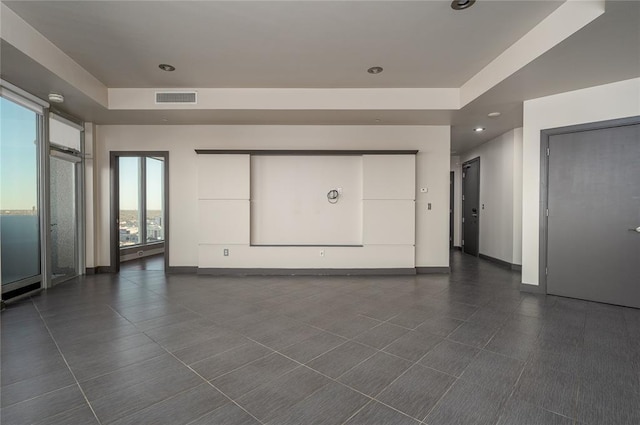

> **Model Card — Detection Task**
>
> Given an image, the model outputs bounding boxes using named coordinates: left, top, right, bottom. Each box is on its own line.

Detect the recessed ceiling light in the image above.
left=488, top=112, right=501, bottom=118
left=451, top=0, right=476, bottom=11
left=367, top=66, right=383, bottom=75
left=158, top=64, right=176, bottom=72
left=474, top=127, right=485, bottom=132
left=48, top=93, right=64, bottom=103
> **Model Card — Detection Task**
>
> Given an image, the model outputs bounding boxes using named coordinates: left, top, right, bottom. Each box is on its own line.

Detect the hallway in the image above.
left=1, top=252, right=639, bottom=425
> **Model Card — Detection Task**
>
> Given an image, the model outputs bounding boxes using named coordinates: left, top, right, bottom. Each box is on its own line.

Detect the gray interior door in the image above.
left=547, top=123, right=640, bottom=308
left=462, top=158, right=480, bottom=256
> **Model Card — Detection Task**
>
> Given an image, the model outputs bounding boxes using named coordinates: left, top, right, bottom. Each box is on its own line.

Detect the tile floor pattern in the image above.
left=2, top=252, right=640, bottom=425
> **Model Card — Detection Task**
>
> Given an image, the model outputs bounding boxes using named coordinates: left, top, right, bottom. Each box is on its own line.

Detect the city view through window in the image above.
left=119, top=156, right=164, bottom=247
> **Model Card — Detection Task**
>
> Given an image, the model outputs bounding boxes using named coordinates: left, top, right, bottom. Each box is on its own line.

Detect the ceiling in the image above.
left=4, top=0, right=562, bottom=88
left=1, top=0, right=639, bottom=154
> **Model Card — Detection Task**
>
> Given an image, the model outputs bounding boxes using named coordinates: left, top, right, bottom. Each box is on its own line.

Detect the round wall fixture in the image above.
left=48, top=93, right=64, bottom=103
left=367, top=66, right=383, bottom=75
left=474, top=127, right=486, bottom=132
left=487, top=112, right=501, bottom=118
left=451, top=0, right=476, bottom=11
left=158, top=64, right=176, bottom=72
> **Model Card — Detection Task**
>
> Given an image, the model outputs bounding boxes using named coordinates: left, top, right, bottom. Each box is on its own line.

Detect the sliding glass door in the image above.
left=0, top=94, right=43, bottom=296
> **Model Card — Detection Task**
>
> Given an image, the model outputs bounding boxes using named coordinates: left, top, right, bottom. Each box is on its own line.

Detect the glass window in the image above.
left=119, top=157, right=141, bottom=247
left=145, top=157, right=164, bottom=243
left=119, top=155, right=164, bottom=248
left=0, top=96, right=41, bottom=285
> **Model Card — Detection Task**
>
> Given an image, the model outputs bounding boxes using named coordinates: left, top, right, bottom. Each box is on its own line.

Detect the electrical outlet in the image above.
left=223, top=248, right=229, bottom=256
left=319, top=250, right=325, bottom=257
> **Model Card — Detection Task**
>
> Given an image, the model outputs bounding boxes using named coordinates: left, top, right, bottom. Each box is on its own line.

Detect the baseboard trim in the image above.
left=167, top=266, right=198, bottom=274
left=95, top=266, right=116, bottom=274
left=85, top=268, right=96, bottom=275
left=452, top=246, right=462, bottom=251
left=197, top=268, right=417, bottom=276
left=478, top=253, right=521, bottom=271
left=416, top=267, right=450, bottom=274
left=520, top=283, right=546, bottom=294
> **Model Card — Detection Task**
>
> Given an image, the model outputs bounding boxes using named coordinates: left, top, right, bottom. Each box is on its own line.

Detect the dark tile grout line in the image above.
left=31, top=300, right=104, bottom=425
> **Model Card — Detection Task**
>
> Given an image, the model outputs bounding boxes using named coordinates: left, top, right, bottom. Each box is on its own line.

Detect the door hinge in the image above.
left=462, top=195, right=465, bottom=201
left=546, top=208, right=549, bottom=217
left=462, top=239, right=464, bottom=245
left=546, top=147, right=550, bottom=156
left=545, top=267, right=548, bottom=276
left=462, top=217, right=465, bottom=223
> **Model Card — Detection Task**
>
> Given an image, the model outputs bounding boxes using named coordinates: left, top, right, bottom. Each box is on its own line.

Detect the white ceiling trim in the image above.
left=0, top=3, right=108, bottom=107
left=460, top=0, right=605, bottom=107
left=108, top=87, right=460, bottom=111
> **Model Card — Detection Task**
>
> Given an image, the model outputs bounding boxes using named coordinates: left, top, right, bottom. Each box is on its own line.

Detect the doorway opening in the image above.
left=462, top=157, right=480, bottom=257
left=110, top=152, right=169, bottom=273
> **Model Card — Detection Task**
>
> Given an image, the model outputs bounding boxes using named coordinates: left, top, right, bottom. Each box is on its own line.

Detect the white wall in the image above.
left=94, top=125, right=450, bottom=269
left=522, top=78, right=640, bottom=286
left=512, top=128, right=523, bottom=265
left=461, top=128, right=523, bottom=265
left=450, top=156, right=462, bottom=247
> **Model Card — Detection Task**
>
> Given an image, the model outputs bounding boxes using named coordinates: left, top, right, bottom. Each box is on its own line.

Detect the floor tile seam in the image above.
left=62, top=339, right=166, bottom=370
left=106, top=304, right=267, bottom=425
left=0, top=382, right=78, bottom=410
left=103, top=306, right=271, bottom=382
left=242, top=334, right=430, bottom=423
left=491, top=358, right=529, bottom=425
left=32, top=301, right=104, bottom=425
left=416, top=373, right=460, bottom=423
left=338, top=398, right=375, bottom=425
left=207, top=351, right=294, bottom=384
left=71, top=350, right=178, bottom=387
left=105, top=380, right=222, bottom=425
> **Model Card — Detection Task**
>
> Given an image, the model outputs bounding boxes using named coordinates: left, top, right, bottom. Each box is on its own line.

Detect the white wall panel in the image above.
left=250, top=155, right=363, bottom=245
left=198, top=200, right=249, bottom=244
left=198, top=154, right=250, bottom=200
left=363, top=155, right=415, bottom=200
left=364, top=200, right=415, bottom=245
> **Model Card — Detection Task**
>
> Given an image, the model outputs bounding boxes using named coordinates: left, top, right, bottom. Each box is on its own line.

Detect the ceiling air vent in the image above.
left=155, top=91, right=197, bottom=104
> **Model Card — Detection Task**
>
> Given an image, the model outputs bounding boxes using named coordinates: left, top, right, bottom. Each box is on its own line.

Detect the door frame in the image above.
left=450, top=171, right=454, bottom=249
left=49, top=148, right=84, bottom=286
left=538, top=116, right=640, bottom=294
left=462, top=157, right=480, bottom=256
left=110, top=151, right=170, bottom=273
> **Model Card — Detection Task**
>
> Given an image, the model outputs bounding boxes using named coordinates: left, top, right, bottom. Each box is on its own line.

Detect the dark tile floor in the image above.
left=2, top=252, right=639, bottom=425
